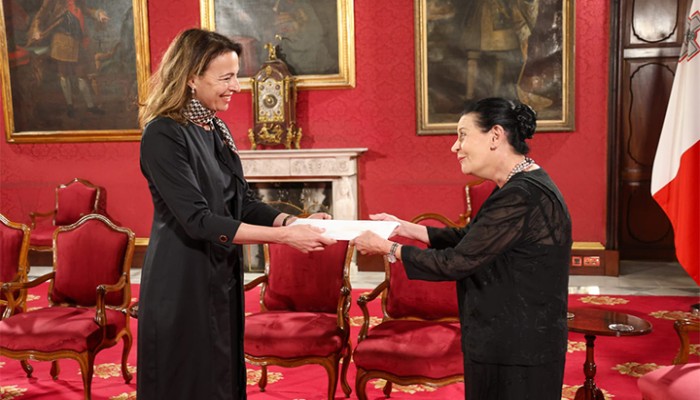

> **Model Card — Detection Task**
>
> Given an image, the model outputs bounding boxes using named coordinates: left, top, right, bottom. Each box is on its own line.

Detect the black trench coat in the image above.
left=137, top=117, right=279, bottom=400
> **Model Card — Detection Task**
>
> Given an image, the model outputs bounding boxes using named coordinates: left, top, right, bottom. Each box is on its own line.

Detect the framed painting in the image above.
left=200, top=0, right=355, bottom=90
left=1, top=0, right=150, bottom=143
left=415, top=0, right=575, bottom=134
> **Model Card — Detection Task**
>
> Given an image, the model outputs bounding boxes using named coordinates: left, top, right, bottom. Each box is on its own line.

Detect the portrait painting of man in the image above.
left=1, top=0, right=147, bottom=137
left=418, top=0, right=573, bottom=133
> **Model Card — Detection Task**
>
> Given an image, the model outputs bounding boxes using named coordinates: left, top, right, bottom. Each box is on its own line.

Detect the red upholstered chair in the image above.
left=0, top=213, right=31, bottom=318
left=244, top=241, right=354, bottom=399
left=411, top=178, right=496, bottom=228
left=29, top=178, right=106, bottom=252
left=638, top=318, right=700, bottom=399
left=353, top=215, right=464, bottom=400
left=464, top=178, right=496, bottom=223
left=0, top=214, right=135, bottom=400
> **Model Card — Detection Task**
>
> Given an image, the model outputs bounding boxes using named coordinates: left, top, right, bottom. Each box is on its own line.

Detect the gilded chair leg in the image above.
left=121, top=333, right=133, bottom=383
left=355, top=369, right=369, bottom=400
left=20, top=360, right=33, bottom=377
left=340, top=348, right=352, bottom=397
left=50, top=360, right=60, bottom=380
left=383, top=381, right=393, bottom=398
left=259, top=365, right=268, bottom=392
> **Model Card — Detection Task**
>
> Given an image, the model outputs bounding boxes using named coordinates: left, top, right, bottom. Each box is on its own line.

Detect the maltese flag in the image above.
left=651, top=0, right=700, bottom=285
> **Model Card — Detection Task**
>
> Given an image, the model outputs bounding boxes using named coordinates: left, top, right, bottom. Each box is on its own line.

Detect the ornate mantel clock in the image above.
left=248, top=42, right=302, bottom=150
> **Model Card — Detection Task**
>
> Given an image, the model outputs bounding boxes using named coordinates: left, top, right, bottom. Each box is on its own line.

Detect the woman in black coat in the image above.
left=137, top=28, right=335, bottom=400
left=352, top=97, right=572, bottom=400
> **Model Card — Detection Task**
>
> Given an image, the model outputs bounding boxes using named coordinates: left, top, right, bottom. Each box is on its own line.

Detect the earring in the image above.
left=190, top=86, right=195, bottom=95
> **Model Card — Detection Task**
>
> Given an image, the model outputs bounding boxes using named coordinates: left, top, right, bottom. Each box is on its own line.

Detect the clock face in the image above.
left=262, top=94, right=277, bottom=109
left=257, top=79, right=284, bottom=123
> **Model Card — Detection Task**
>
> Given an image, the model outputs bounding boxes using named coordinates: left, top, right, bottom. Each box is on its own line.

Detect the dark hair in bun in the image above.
left=462, top=97, right=537, bottom=155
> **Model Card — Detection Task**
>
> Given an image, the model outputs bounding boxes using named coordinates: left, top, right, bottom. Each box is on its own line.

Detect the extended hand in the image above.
left=285, top=224, right=336, bottom=253
left=369, top=213, right=404, bottom=238
left=369, top=213, right=399, bottom=222
left=351, top=231, right=389, bottom=256
left=307, top=212, right=332, bottom=220
left=96, top=11, right=110, bottom=23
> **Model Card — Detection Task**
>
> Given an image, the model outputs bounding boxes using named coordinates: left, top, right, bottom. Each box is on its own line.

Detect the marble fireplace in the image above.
left=239, top=148, right=367, bottom=271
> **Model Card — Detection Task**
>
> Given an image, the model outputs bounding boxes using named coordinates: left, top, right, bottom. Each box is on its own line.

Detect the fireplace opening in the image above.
left=243, top=180, right=333, bottom=272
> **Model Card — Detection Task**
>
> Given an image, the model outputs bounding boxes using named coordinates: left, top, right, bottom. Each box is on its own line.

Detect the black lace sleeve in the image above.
left=402, top=184, right=531, bottom=281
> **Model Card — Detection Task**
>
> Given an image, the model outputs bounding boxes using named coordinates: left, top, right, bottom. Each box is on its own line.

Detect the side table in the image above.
left=568, top=307, right=653, bottom=400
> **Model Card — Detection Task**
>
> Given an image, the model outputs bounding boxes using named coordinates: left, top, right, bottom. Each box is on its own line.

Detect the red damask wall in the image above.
left=0, top=0, right=609, bottom=243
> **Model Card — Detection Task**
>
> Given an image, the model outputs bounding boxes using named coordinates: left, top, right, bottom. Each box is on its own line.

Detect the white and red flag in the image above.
left=651, top=0, right=700, bottom=285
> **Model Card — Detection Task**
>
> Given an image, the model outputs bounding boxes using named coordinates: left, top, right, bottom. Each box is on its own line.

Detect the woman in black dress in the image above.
left=352, top=97, right=572, bottom=399
left=137, top=29, right=335, bottom=400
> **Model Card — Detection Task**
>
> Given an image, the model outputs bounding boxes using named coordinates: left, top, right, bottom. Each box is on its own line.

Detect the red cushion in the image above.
left=29, top=224, right=56, bottom=247
left=0, top=225, right=23, bottom=282
left=638, top=363, right=700, bottom=399
left=468, top=180, right=496, bottom=219
left=353, top=320, right=464, bottom=379
left=52, top=219, right=127, bottom=306
left=54, top=183, right=98, bottom=225
left=263, top=241, right=349, bottom=312
left=245, top=311, right=344, bottom=358
left=385, top=260, right=459, bottom=320
left=0, top=222, right=26, bottom=308
left=0, top=307, right=126, bottom=353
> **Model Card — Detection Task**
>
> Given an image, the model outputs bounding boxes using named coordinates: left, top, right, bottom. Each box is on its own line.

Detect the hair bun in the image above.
left=514, top=103, right=536, bottom=139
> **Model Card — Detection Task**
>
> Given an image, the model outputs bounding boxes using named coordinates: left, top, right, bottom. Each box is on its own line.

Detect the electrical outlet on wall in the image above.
left=583, top=256, right=601, bottom=267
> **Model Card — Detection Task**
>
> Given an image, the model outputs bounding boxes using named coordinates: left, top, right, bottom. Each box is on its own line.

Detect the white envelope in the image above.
left=289, top=219, right=399, bottom=240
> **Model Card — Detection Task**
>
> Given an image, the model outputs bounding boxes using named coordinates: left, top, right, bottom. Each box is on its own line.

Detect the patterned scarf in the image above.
left=182, top=98, right=238, bottom=153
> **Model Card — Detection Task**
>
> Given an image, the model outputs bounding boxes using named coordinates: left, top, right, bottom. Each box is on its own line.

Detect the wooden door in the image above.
left=609, top=0, right=690, bottom=260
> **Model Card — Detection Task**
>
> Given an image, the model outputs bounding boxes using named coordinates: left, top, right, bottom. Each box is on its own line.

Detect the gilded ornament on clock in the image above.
left=248, top=38, right=302, bottom=150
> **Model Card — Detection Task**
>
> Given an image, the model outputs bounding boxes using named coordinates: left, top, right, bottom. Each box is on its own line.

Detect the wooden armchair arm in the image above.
left=0, top=272, right=28, bottom=315
left=95, top=273, right=128, bottom=327
left=1, top=271, right=55, bottom=318
left=336, top=286, right=352, bottom=331
left=411, top=212, right=463, bottom=228
left=672, top=318, right=700, bottom=365
left=356, top=280, right=388, bottom=342
left=29, top=210, right=56, bottom=228
left=244, top=275, right=267, bottom=292
left=2, top=271, right=54, bottom=291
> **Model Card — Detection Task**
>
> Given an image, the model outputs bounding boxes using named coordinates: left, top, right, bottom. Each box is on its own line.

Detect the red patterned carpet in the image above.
left=1, top=284, right=699, bottom=400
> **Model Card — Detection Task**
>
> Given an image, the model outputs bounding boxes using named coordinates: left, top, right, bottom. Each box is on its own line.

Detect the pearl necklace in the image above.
left=505, top=157, right=535, bottom=183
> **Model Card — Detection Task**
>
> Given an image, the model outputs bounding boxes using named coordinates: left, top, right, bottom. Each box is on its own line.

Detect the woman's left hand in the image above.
left=351, top=231, right=390, bottom=255
left=307, top=213, right=332, bottom=220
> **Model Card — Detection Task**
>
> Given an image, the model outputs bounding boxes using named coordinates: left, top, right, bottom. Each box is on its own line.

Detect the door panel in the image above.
left=611, top=0, right=689, bottom=260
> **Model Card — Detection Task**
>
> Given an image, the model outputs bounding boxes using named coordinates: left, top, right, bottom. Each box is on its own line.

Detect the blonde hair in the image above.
left=139, top=28, right=242, bottom=127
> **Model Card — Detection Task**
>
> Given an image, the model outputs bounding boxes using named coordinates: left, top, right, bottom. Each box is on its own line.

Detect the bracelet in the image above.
left=387, top=242, right=399, bottom=263
left=282, top=214, right=294, bottom=226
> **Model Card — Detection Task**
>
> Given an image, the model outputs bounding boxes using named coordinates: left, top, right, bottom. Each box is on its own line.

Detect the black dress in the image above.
left=401, top=169, right=572, bottom=400
left=137, top=117, right=279, bottom=400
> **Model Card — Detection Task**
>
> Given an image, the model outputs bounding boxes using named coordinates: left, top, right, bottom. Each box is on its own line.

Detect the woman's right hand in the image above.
left=283, top=224, right=336, bottom=253
left=369, top=213, right=406, bottom=238
left=369, top=212, right=430, bottom=244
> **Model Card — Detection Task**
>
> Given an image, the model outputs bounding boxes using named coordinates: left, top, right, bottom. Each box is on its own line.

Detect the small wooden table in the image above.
left=567, top=308, right=652, bottom=400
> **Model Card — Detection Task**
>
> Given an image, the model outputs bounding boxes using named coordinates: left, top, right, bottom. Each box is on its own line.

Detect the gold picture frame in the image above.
left=200, top=0, right=355, bottom=90
left=415, top=0, right=575, bottom=135
left=1, top=0, right=150, bottom=143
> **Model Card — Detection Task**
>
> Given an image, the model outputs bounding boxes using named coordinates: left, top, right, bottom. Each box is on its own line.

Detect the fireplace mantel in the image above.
left=238, top=148, right=367, bottom=178
left=239, top=148, right=368, bottom=220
